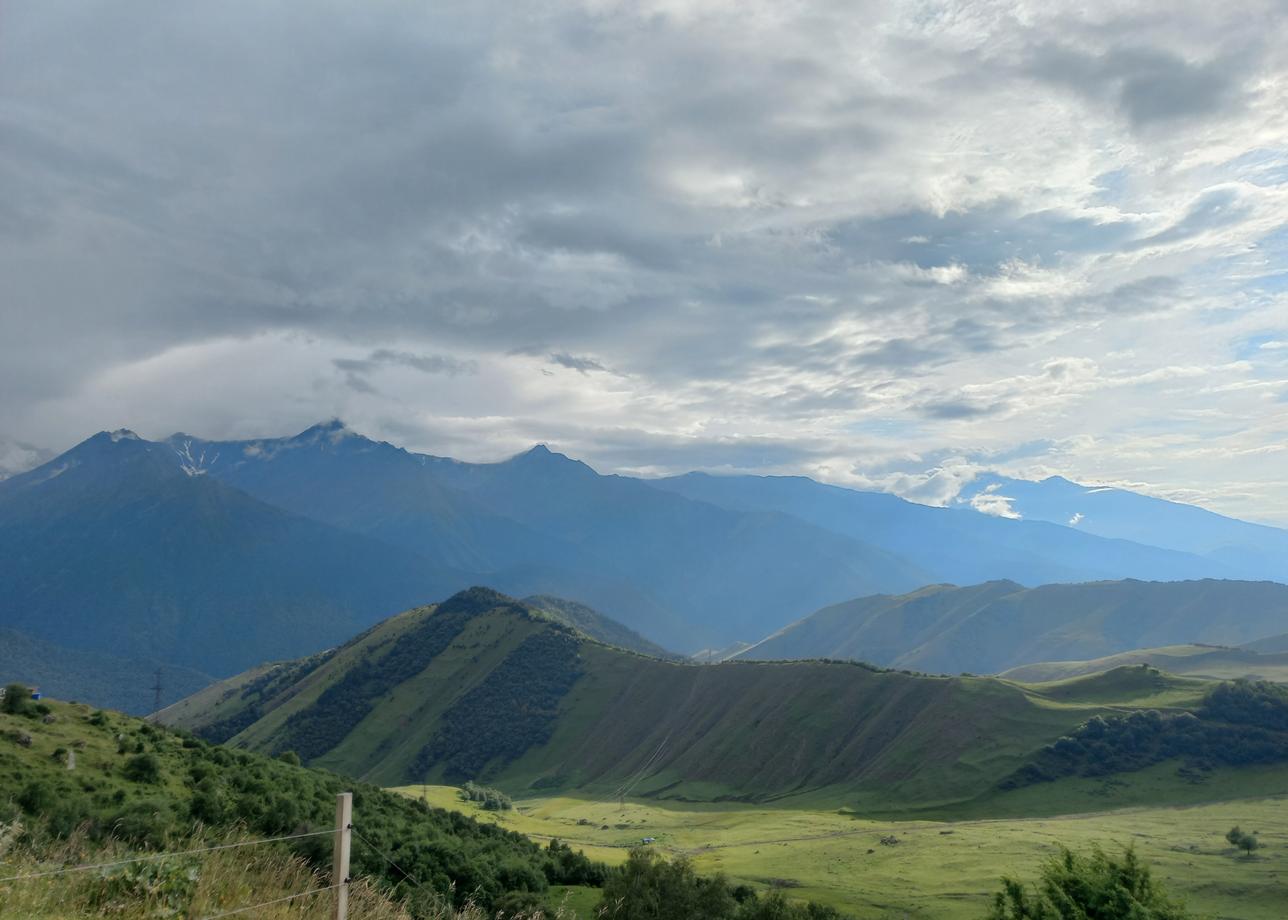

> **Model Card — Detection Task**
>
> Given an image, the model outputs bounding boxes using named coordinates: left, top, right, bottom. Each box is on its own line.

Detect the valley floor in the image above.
left=395, top=782, right=1288, bottom=919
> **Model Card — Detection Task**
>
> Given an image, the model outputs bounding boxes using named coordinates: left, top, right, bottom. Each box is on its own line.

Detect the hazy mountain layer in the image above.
left=999, top=644, right=1288, bottom=684
left=650, top=472, right=1246, bottom=588
left=0, top=627, right=214, bottom=714
left=0, top=431, right=473, bottom=676
left=156, top=422, right=933, bottom=648
left=733, top=579, right=1288, bottom=675
left=961, top=473, right=1288, bottom=581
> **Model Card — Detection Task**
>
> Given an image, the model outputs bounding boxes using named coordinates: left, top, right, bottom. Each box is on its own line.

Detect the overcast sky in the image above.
left=2, top=1, right=1286, bottom=524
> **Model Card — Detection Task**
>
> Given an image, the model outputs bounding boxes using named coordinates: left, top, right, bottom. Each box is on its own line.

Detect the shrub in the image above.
left=460, top=781, right=512, bottom=811
left=2, top=683, right=32, bottom=716
left=123, top=753, right=163, bottom=784
left=1226, top=826, right=1260, bottom=857
left=986, top=846, right=1188, bottom=919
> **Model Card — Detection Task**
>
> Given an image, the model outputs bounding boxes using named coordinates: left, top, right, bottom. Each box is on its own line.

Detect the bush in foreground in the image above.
left=985, top=846, right=1188, bottom=919
left=600, top=849, right=845, bottom=920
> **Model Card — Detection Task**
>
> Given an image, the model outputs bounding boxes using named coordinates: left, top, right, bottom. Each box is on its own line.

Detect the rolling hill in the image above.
left=161, top=587, right=1253, bottom=811
left=999, top=644, right=1288, bottom=684
left=733, top=579, right=1288, bottom=675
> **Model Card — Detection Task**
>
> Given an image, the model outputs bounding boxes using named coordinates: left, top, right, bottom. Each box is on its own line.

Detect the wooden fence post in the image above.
left=332, top=792, right=352, bottom=920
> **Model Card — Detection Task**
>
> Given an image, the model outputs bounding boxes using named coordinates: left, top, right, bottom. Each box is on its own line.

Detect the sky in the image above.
left=2, top=1, right=1287, bottom=524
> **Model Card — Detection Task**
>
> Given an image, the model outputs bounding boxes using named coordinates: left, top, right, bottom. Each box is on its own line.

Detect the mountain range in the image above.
left=958, top=473, right=1288, bottom=582
left=5, top=420, right=1288, bottom=702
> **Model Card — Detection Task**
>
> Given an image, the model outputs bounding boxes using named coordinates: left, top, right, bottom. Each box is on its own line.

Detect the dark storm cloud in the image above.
left=549, top=353, right=614, bottom=375
left=1026, top=43, right=1255, bottom=128
left=919, top=399, right=1010, bottom=421
left=334, top=351, right=479, bottom=377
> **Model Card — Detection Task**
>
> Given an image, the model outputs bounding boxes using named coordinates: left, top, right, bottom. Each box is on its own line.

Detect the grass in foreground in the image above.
left=0, top=828, right=529, bottom=920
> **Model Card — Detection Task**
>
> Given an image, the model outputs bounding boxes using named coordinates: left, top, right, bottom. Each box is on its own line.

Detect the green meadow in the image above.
left=396, top=780, right=1288, bottom=919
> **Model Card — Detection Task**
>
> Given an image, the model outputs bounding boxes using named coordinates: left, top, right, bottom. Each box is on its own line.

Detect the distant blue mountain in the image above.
left=959, top=473, right=1288, bottom=582
left=734, top=579, right=1288, bottom=675
left=649, top=472, right=1242, bottom=588
left=0, top=430, right=473, bottom=676
left=164, top=422, right=933, bottom=648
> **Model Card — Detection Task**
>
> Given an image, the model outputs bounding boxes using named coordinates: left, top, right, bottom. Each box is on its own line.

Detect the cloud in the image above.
left=549, top=353, right=615, bottom=375
left=1, top=1, right=1287, bottom=523
left=1025, top=42, right=1257, bottom=129
left=968, top=484, right=1022, bottom=519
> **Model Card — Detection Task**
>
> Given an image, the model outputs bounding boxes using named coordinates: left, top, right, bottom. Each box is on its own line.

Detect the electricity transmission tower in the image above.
left=150, top=669, right=164, bottom=720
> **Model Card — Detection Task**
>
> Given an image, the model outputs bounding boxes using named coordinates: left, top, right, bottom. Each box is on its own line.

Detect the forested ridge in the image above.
left=1005, top=678, right=1288, bottom=788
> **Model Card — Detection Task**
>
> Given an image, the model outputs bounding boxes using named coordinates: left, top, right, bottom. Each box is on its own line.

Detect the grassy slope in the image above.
left=0, top=697, right=608, bottom=916
left=398, top=782, right=1288, bottom=920
left=164, top=591, right=1232, bottom=811
left=522, top=594, right=678, bottom=660
left=737, top=579, right=1288, bottom=676
left=1001, top=645, right=1288, bottom=683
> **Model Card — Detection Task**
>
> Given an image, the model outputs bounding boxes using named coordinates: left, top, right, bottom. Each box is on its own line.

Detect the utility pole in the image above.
left=150, top=669, right=163, bottom=720
left=332, top=792, right=352, bottom=920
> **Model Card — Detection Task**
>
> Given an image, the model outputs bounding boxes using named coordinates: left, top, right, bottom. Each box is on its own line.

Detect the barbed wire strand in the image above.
left=352, top=827, right=426, bottom=890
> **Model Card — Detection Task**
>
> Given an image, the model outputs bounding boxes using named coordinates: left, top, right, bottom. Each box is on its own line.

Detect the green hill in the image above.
left=0, top=692, right=608, bottom=913
left=1244, top=632, right=1288, bottom=654
left=161, top=588, right=1271, bottom=813
left=735, top=579, right=1288, bottom=675
left=1001, top=644, right=1288, bottom=684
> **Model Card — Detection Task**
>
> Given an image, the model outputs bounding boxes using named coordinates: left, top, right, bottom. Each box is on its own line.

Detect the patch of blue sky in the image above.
left=1090, top=167, right=1131, bottom=203
left=1220, top=148, right=1288, bottom=187
left=1235, top=333, right=1288, bottom=361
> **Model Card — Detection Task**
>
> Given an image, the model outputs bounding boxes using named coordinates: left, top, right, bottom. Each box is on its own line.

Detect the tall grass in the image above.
left=0, top=822, right=575, bottom=919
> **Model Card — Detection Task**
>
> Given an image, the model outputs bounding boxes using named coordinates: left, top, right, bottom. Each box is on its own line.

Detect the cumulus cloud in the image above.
left=968, top=484, right=1023, bottom=519
left=1, top=0, right=1287, bottom=523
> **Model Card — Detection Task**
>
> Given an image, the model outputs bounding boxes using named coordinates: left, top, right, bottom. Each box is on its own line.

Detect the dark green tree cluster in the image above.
left=274, top=605, right=476, bottom=760
left=414, top=628, right=583, bottom=782
left=1225, top=826, right=1260, bottom=857
left=1003, top=680, right=1288, bottom=788
left=1200, top=680, right=1288, bottom=731
left=198, top=651, right=334, bottom=744
left=985, top=846, right=1188, bottom=919
left=460, top=780, right=513, bottom=810
left=600, top=849, right=846, bottom=920
left=2, top=682, right=38, bottom=717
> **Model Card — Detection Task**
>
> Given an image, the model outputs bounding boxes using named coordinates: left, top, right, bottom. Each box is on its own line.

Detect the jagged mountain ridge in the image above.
left=0, top=430, right=474, bottom=676
left=153, top=421, right=934, bottom=649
